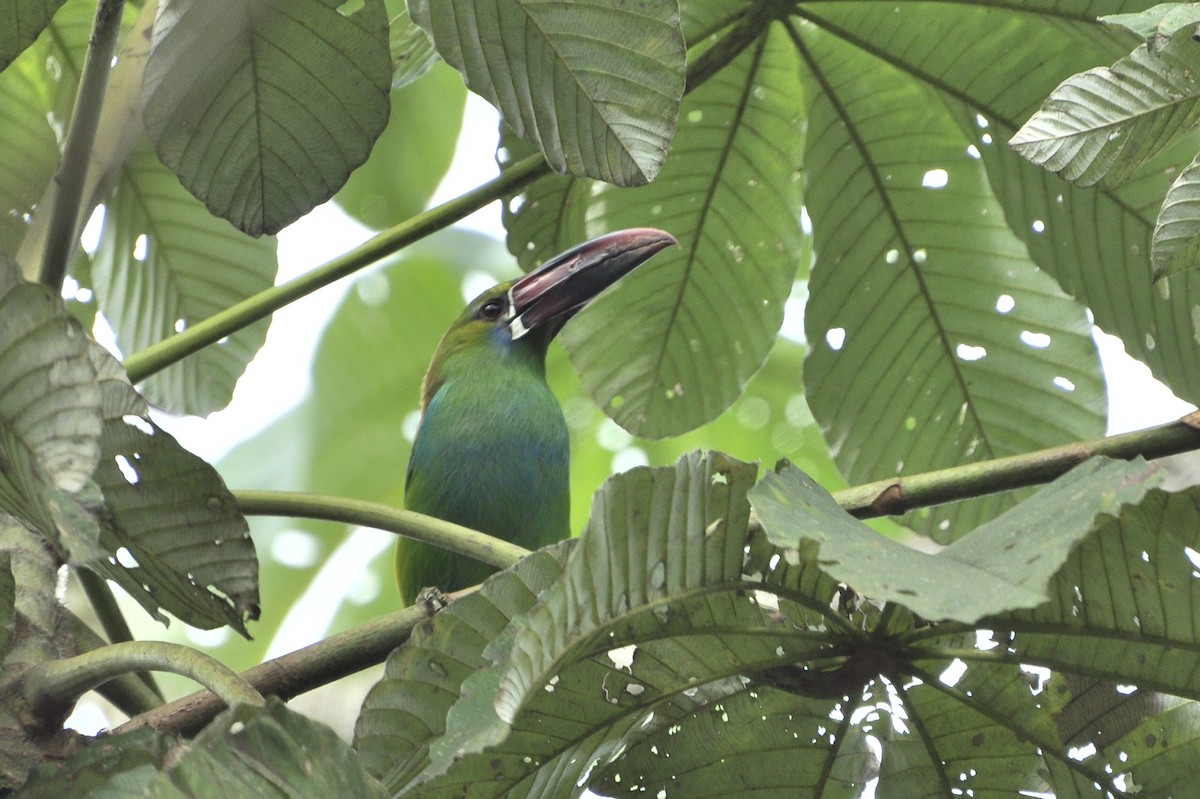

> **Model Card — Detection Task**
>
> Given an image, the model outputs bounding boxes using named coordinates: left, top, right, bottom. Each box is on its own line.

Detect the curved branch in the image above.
left=22, top=641, right=262, bottom=734
left=234, top=490, right=530, bottom=570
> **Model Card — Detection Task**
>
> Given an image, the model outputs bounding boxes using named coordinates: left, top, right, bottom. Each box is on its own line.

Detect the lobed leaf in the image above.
left=91, top=144, right=276, bottom=416
left=751, top=458, right=1159, bottom=624
left=798, top=19, right=1106, bottom=539
left=142, top=0, right=391, bottom=235
left=557, top=26, right=806, bottom=438
left=410, top=0, right=685, bottom=186
left=1152, top=149, right=1200, bottom=278
left=997, top=485, right=1200, bottom=700
left=353, top=545, right=571, bottom=791
left=593, top=687, right=874, bottom=799
left=0, top=257, right=100, bottom=535
left=1010, top=30, right=1200, bottom=188
left=84, top=347, right=259, bottom=635
left=0, top=0, right=66, bottom=71
left=145, top=700, right=387, bottom=799
left=400, top=452, right=873, bottom=797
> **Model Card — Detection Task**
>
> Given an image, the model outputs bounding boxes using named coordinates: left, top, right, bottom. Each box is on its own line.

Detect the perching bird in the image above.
left=396, top=228, right=677, bottom=605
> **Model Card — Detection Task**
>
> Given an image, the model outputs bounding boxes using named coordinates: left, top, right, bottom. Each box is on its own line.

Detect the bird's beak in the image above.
left=507, top=228, right=677, bottom=340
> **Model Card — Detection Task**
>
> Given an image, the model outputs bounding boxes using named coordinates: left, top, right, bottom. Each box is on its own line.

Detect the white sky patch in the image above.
left=1020, top=330, right=1052, bottom=348
left=921, top=168, right=948, bottom=188
left=956, top=343, right=986, bottom=361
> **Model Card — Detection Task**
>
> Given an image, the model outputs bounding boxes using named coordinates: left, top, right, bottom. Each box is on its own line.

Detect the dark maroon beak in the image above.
left=507, top=228, right=677, bottom=340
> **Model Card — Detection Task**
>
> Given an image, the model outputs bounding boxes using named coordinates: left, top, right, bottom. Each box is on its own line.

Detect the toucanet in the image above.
left=396, top=228, right=676, bottom=605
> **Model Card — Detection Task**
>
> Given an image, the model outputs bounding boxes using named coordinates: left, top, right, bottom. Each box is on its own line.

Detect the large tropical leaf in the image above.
left=796, top=15, right=1107, bottom=539
left=0, top=0, right=98, bottom=265
left=0, top=0, right=66, bottom=71
left=1011, top=27, right=1200, bottom=188
left=142, top=0, right=391, bottom=235
left=85, top=348, right=260, bottom=635
left=507, top=22, right=806, bottom=438
left=353, top=544, right=571, bottom=790
left=751, top=458, right=1159, bottom=623
left=409, top=0, right=685, bottom=186
left=91, top=144, right=276, bottom=416
left=0, top=256, right=100, bottom=538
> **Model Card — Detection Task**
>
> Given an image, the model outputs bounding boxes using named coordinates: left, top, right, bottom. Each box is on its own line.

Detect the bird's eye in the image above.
left=478, top=298, right=506, bottom=321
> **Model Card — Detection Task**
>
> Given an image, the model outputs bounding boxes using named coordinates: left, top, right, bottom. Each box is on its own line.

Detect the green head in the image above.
left=421, top=228, right=677, bottom=408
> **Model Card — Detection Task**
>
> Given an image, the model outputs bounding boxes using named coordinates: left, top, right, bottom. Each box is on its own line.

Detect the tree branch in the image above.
left=114, top=596, right=457, bottom=736
left=834, top=411, right=1200, bottom=519
left=21, top=642, right=261, bottom=735
left=122, top=153, right=551, bottom=383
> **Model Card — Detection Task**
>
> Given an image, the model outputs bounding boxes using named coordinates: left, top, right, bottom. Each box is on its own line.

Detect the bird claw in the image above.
left=415, top=586, right=451, bottom=612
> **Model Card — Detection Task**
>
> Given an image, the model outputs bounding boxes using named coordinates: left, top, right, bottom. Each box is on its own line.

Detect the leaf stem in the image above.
left=76, top=568, right=163, bottom=700
left=66, top=612, right=163, bottom=715
left=122, top=153, right=551, bottom=383
left=22, top=641, right=262, bottom=734
left=116, top=599, right=444, bottom=736
left=37, top=0, right=125, bottom=289
left=233, top=490, right=530, bottom=570
left=834, top=411, right=1200, bottom=519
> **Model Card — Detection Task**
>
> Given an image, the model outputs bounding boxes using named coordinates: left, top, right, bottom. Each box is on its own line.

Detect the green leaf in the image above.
left=15, top=0, right=153, bottom=283
left=14, top=727, right=171, bottom=798
left=996, top=485, right=1200, bottom=700
left=353, top=544, right=571, bottom=791
left=0, top=0, right=66, bottom=70
left=880, top=659, right=1077, bottom=796
left=1152, top=148, right=1200, bottom=278
left=0, top=257, right=100, bottom=535
left=0, top=0, right=97, bottom=265
left=1111, top=701, right=1200, bottom=795
left=84, top=348, right=260, bottom=635
left=334, top=65, right=465, bottom=231
left=1010, top=30, right=1200, bottom=188
left=798, top=21, right=1106, bottom=538
left=592, top=687, right=875, bottom=798
left=556, top=26, right=806, bottom=438
left=410, top=0, right=684, bottom=185
left=386, top=1, right=439, bottom=89
left=91, top=144, right=276, bottom=416
left=403, top=452, right=856, bottom=797
left=145, top=699, right=387, bottom=799
left=1103, top=3, right=1200, bottom=49
left=142, top=0, right=391, bottom=235
left=751, top=458, right=1160, bottom=624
